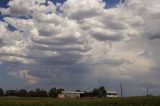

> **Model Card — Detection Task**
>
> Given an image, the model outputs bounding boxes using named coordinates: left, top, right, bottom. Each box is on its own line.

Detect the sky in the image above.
left=0, top=0, right=160, bottom=96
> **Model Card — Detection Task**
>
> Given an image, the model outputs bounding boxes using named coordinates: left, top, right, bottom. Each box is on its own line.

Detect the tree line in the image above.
left=0, top=86, right=107, bottom=97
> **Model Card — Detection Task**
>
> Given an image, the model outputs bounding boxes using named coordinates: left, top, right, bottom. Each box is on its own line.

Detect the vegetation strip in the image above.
left=0, top=97, right=159, bottom=106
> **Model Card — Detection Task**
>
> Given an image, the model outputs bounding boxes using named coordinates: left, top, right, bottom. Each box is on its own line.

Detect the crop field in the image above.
left=0, top=97, right=159, bottom=106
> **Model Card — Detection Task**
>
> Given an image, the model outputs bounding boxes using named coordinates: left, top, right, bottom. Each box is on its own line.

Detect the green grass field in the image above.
left=0, top=97, right=159, bottom=106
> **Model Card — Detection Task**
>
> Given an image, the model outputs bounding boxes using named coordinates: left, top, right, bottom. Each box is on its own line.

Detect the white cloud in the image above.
left=0, top=0, right=56, bottom=17
left=62, top=0, right=105, bottom=20
left=0, top=22, right=8, bottom=38
left=8, top=70, right=40, bottom=85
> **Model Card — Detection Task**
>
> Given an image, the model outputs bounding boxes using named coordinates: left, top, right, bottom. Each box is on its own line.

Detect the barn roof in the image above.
left=107, top=91, right=117, bottom=93
left=62, top=91, right=85, bottom=94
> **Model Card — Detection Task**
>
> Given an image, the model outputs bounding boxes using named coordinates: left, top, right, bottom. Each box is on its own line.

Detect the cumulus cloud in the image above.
left=8, top=70, right=40, bottom=85
left=0, top=0, right=160, bottom=96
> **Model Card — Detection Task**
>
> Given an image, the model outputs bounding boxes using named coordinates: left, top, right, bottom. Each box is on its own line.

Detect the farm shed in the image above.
left=58, top=91, right=85, bottom=99
left=106, top=91, right=118, bottom=98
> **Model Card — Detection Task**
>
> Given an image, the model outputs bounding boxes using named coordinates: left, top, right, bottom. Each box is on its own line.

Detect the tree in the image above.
left=92, top=88, right=100, bottom=97
left=35, top=89, right=47, bottom=97
left=41, top=89, right=48, bottom=97
left=48, top=88, right=57, bottom=98
left=28, top=89, right=48, bottom=97
left=17, top=89, right=28, bottom=97
left=56, top=88, right=64, bottom=94
left=28, top=90, right=36, bottom=97
left=92, top=86, right=107, bottom=97
left=35, top=89, right=41, bottom=97
left=99, top=86, right=106, bottom=97
left=0, top=88, right=4, bottom=96
left=6, top=90, right=17, bottom=96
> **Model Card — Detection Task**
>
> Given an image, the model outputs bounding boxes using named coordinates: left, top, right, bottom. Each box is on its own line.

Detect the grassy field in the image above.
left=0, top=97, right=159, bottom=106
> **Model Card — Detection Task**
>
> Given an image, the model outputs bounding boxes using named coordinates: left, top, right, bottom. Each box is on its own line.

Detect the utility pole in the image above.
left=146, top=88, right=149, bottom=96
left=120, top=83, right=123, bottom=97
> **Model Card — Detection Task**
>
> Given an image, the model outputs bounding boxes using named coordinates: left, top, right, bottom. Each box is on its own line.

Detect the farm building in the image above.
left=58, top=91, right=85, bottom=99
left=106, top=91, right=118, bottom=98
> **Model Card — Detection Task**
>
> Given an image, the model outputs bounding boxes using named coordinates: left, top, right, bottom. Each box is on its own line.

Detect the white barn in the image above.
left=58, top=91, right=85, bottom=99
left=106, top=91, right=118, bottom=98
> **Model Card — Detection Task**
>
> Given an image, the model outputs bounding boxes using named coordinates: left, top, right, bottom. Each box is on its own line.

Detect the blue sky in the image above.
left=0, top=0, right=9, bottom=8
left=0, top=0, right=160, bottom=96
